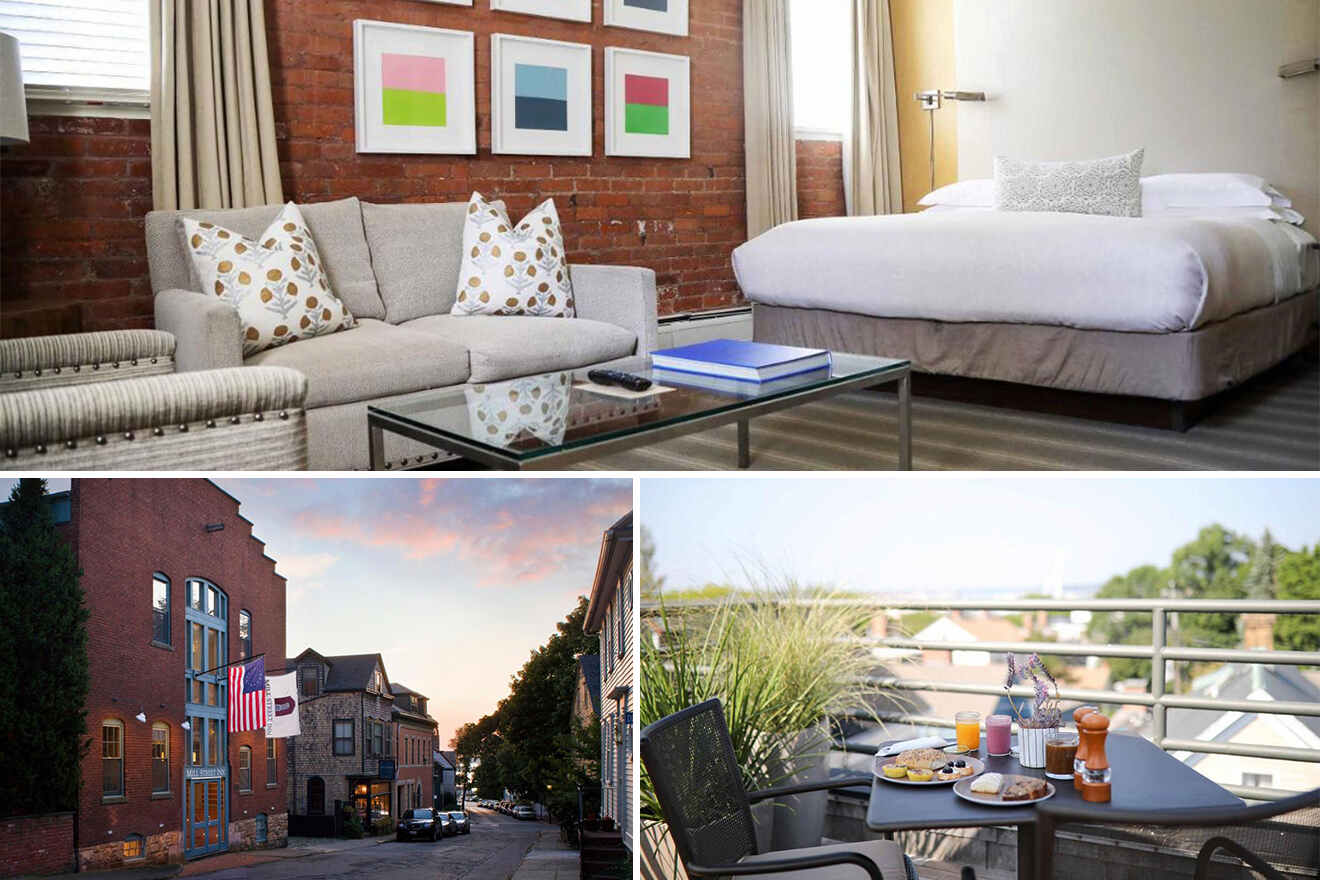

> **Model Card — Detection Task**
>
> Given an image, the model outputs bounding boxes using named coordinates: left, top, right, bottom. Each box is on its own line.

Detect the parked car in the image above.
left=449, top=811, right=470, bottom=834
left=441, top=811, right=459, bottom=836
left=513, top=805, right=535, bottom=820
left=396, top=808, right=443, bottom=842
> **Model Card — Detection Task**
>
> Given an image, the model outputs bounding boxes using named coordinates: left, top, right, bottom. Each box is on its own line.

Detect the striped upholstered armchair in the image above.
left=0, top=330, right=309, bottom=470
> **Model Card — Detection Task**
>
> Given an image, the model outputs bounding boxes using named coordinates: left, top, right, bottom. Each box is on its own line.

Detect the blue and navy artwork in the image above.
left=623, top=0, right=668, bottom=10
left=514, top=63, right=569, bottom=131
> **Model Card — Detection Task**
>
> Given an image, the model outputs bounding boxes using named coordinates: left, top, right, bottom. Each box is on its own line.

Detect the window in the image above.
left=788, top=0, right=851, bottom=136
left=333, top=720, right=354, bottom=756
left=238, top=610, right=252, bottom=659
left=299, top=666, right=319, bottom=697
left=207, top=718, right=220, bottom=766
left=616, top=579, right=625, bottom=656
left=238, top=746, right=252, bottom=793
left=307, top=777, right=325, bottom=815
left=190, top=718, right=202, bottom=765
left=152, top=574, right=170, bottom=644
left=0, top=0, right=150, bottom=114
left=372, top=722, right=384, bottom=758
left=101, top=721, right=124, bottom=798
left=266, top=738, right=277, bottom=787
left=122, top=834, right=144, bottom=860
left=152, top=723, right=170, bottom=794
left=1242, top=772, right=1274, bottom=788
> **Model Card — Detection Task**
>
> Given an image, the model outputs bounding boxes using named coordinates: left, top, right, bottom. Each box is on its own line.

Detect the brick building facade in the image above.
left=286, top=650, right=396, bottom=827
left=391, top=685, right=438, bottom=815
left=55, top=479, right=288, bottom=870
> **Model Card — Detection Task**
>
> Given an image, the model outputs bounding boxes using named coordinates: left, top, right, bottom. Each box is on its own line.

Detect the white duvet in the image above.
left=731, top=211, right=1320, bottom=333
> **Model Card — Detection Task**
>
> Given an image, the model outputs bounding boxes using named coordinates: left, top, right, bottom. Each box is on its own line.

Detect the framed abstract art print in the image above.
left=605, top=47, right=690, bottom=158
left=603, top=0, right=688, bottom=36
left=353, top=20, right=476, bottom=154
left=491, top=34, right=593, bottom=156
left=490, top=0, right=591, bottom=23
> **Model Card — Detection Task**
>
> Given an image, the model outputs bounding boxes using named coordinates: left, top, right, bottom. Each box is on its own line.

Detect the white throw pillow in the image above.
left=1145, top=205, right=1305, bottom=226
left=1142, top=173, right=1286, bottom=208
left=452, top=192, right=575, bottom=318
left=464, top=373, right=571, bottom=448
left=994, top=149, right=1144, bottom=217
left=922, top=177, right=1164, bottom=213
left=181, top=203, right=355, bottom=356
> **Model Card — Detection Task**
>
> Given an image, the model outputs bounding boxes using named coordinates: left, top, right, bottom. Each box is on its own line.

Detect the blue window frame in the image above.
left=184, top=578, right=228, bottom=859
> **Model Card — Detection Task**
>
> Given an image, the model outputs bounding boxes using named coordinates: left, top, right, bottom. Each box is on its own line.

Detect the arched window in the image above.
left=102, top=720, right=124, bottom=799
left=238, top=745, right=252, bottom=793
left=238, top=610, right=252, bottom=659
left=122, top=834, right=145, bottom=860
left=307, top=776, right=325, bottom=815
left=254, top=813, right=268, bottom=844
left=151, top=722, right=170, bottom=794
left=152, top=574, right=170, bottom=645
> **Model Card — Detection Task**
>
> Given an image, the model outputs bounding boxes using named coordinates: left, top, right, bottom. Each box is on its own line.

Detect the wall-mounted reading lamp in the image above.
left=914, top=89, right=987, bottom=195
left=1279, top=59, right=1319, bottom=78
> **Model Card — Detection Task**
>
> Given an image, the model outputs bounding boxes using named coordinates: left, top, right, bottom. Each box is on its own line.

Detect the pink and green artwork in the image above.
left=624, top=74, right=668, bottom=135
left=381, top=53, right=447, bottom=127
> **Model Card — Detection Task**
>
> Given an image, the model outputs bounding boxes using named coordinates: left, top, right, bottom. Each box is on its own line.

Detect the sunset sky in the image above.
left=212, top=477, right=633, bottom=745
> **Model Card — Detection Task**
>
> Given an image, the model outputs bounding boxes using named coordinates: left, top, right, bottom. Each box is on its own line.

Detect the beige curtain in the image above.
left=844, top=0, right=902, bottom=215
left=743, top=0, right=798, bottom=239
left=150, top=0, right=283, bottom=211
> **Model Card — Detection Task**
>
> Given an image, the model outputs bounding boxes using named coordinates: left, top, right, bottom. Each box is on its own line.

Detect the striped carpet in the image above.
left=577, top=360, right=1319, bottom=471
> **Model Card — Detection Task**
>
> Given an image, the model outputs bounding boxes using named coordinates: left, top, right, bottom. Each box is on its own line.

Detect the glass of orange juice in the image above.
left=955, top=711, right=981, bottom=752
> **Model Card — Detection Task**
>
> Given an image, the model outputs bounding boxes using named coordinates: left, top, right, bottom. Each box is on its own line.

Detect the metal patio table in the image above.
left=865, top=732, right=1242, bottom=880
left=366, top=352, right=911, bottom=470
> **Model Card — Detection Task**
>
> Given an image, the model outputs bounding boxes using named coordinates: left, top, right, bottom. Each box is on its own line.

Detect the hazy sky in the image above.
left=642, top=476, right=1320, bottom=596
left=9, top=476, right=631, bottom=746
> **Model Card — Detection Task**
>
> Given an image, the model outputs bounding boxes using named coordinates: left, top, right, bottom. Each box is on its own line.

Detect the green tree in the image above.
left=1242, top=529, right=1288, bottom=600
left=1086, top=564, right=1165, bottom=681
left=1171, top=525, right=1253, bottom=650
left=0, top=479, right=90, bottom=816
left=1276, top=544, right=1320, bottom=653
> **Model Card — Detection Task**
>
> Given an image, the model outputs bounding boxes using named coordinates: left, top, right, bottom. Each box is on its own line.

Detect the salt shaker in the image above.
left=1072, top=705, right=1098, bottom=790
left=1079, top=711, right=1111, bottom=803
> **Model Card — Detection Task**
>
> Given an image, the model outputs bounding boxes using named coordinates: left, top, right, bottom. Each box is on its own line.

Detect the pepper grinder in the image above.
left=1079, top=711, right=1111, bottom=803
left=1072, top=705, right=1098, bottom=790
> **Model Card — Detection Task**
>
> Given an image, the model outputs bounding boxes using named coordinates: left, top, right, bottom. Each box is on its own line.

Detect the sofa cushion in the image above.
left=244, top=319, right=469, bottom=408
left=452, top=192, right=575, bottom=318
left=146, top=197, right=386, bottom=320
left=402, top=314, right=636, bottom=382
left=362, top=201, right=468, bottom=323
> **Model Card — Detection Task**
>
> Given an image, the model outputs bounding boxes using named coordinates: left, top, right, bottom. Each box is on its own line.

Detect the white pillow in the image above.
left=1142, top=173, right=1287, bottom=209
left=924, top=172, right=1162, bottom=214
left=1145, top=205, right=1305, bottom=226
left=994, top=149, right=1144, bottom=217
left=181, top=203, right=355, bottom=356
left=453, top=192, right=575, bottom=318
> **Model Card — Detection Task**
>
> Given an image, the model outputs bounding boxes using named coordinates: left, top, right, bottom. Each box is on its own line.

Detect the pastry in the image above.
left=957, top=765, right=976, bottom=778
left=905, top=768, right=934, bottom=782
left=969, top=772, right=1003, bottom=795
left=937, top=766, right=960, bottom=780
left=895, top=748, right=948, bottom=770
left=882, top=763, right=908, bottom=779
left=1002, top=777, right=1049, bottom=801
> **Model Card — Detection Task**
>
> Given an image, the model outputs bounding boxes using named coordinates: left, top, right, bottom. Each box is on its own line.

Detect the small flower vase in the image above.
left=1017, top=724, right=1054, bottom=769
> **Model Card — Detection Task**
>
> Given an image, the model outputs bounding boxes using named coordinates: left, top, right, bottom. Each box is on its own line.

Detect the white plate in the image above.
left=952, top=775, right=1055, bottom=806
left=873, top=754, right=985, bottom=786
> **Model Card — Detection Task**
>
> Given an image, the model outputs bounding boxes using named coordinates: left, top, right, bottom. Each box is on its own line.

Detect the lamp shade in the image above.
left=0, top=31, right=29, bottom=145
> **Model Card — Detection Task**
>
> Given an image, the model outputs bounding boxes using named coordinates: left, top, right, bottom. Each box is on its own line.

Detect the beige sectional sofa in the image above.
left=146, top=196, right=658, bottom=469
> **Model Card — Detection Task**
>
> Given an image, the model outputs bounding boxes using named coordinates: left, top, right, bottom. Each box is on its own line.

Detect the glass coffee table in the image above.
left=366, top=352, right=911, bottom=470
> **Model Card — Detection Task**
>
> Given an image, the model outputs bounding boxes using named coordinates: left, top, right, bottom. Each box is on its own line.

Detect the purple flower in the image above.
left=1004, top=654, right=1018, bottom=690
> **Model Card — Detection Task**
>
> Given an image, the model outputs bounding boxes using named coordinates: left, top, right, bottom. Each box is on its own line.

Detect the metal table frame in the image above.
left=366, top=362, right=911, bottom=470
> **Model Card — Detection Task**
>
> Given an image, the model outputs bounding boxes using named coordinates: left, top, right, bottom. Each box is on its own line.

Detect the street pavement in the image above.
left=183, top=805, right=549, bottom=880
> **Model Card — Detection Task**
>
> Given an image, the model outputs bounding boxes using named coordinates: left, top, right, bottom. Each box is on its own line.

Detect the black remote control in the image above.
left=588, top=369, right=652, bottom=391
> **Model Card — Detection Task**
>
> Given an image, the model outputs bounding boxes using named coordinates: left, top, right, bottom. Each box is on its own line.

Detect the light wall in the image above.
left=890, top=0, right=958, bottom=212
left=953, top=0, right=1320, bottom=230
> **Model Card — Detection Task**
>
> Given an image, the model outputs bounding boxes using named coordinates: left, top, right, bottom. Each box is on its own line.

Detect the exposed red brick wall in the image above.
left=1, top=0, right=747, bottom=338
left=67, top=479, right=287, bottom=860
left=0, top=813, right=74, bottom=876
left=1, top=117, right=153, bottom=338
left=796, top=138, right=846, bottom=219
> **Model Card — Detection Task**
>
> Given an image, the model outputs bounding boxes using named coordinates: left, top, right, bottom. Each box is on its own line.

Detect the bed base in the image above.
left=752, top=295, right=1318, bottom=433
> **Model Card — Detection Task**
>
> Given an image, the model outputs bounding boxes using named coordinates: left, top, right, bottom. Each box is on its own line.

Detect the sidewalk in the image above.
left=510, top=830, right=578, bottom=880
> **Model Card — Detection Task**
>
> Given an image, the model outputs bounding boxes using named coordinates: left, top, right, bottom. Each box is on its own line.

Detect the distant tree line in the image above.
left=451, top=597, right=600, bottom=821
left=1088, top=524, right=1320, bottom=682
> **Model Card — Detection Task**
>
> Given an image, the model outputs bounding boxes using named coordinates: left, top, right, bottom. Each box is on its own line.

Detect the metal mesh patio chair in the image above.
left=641, top=698, right=951, bottom=880
left=1034, top=786, right=1320, bottom=880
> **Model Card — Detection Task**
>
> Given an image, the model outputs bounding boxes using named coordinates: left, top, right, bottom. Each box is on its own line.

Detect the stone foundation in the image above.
left=77, top=830, right=180, bottom=871
left=227, top=812, right=289, bottom=852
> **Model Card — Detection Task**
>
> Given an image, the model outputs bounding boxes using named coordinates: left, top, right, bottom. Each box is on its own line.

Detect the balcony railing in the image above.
left=641, top=596, right=1320, bottom=803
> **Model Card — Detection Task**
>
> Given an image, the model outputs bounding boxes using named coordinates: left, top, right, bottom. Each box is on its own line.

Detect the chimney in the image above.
left=1243, top=614, right=1276, bottom=651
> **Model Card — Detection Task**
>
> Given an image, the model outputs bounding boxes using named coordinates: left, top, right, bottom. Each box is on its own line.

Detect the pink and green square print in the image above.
left=381, top=53, right=447, bottom=127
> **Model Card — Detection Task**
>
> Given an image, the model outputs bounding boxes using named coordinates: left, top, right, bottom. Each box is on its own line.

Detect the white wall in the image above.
left=953, top=0, right=1320, bottom=231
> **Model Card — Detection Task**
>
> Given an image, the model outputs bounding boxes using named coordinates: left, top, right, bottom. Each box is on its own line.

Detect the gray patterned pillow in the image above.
left=994, top=148, right=1144, bottom=217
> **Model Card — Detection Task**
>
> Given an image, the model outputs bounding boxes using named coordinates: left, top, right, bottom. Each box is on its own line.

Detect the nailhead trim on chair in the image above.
left=21, top=412, right=286, bottom=461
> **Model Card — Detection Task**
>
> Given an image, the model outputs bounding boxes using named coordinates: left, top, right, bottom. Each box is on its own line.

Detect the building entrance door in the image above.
left=185, top=777, right=227, bottom=857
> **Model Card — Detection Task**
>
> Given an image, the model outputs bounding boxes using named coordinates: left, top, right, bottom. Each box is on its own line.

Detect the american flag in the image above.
left=229, top=657, right=267, bottom=733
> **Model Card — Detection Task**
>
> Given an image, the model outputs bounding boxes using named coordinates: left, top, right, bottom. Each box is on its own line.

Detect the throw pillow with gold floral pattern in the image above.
left=181, top=203, right=355, bottom=356
left=452, top=192, right=576, bottom=318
